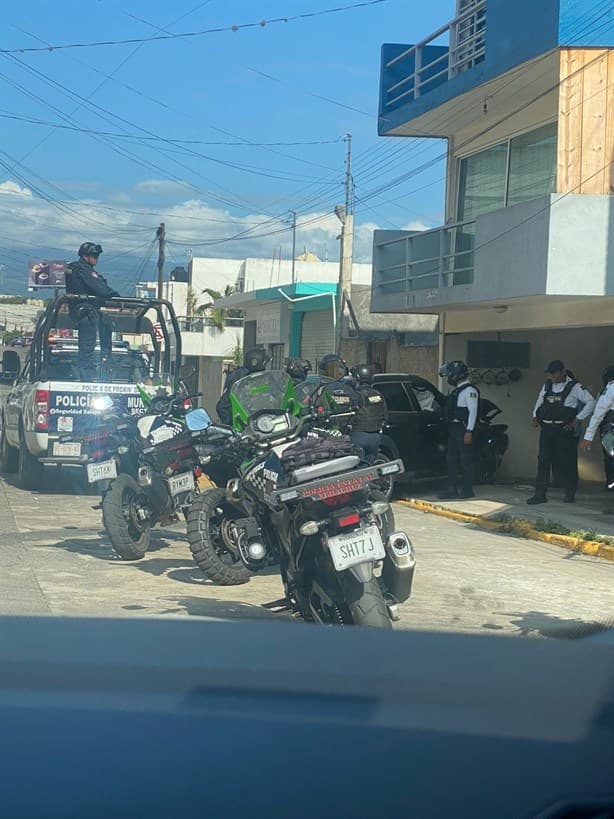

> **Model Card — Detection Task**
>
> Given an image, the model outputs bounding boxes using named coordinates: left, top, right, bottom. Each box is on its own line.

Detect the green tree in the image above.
left=196, top=285, right=242, bottom=332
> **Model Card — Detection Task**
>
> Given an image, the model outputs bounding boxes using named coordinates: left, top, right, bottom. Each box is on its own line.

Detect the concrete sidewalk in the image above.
left=407, top=482, right=614, bottom=540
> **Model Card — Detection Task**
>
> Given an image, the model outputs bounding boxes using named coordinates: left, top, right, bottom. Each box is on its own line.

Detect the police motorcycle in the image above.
left=474, top=398, right=509, bottom=484
left=187, top=370, right=416, bottom=627
left=86, top=377, right=216, bottom=560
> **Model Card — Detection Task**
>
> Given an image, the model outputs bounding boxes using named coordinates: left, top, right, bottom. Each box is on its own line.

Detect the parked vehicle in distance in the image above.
left=372, top=373, right=508, bottom=486
left=10, top=337, right=30, bottom=347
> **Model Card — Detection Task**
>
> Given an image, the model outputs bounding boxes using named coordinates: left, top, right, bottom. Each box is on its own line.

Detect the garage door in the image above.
left=300, top=310, right=335, bottom=372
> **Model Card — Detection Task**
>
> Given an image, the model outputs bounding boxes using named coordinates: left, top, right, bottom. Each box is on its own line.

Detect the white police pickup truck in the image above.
left=0, top=295, right=182, bottom=491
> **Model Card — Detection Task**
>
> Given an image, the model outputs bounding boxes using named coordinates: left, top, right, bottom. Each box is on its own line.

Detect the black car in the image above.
left=373, top=373, right=509, bottom=486
left=373, top=373, right=448, bottom=482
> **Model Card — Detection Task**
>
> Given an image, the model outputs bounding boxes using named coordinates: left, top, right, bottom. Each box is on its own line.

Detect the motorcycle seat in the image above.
left=291, top=456, right=360, bottom=484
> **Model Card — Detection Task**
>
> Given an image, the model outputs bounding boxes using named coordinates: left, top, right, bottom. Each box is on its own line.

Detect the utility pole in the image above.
left=156, top=222, right=165, bottom=300
left=335, top=133, right=354, bottom=354
left=290, top=210, right=297, bottom=285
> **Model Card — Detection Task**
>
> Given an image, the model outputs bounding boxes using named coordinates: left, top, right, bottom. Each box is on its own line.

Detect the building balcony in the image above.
left=371, top=194, right=614, bottom=313
left=378, top=0, right=613, bottom=139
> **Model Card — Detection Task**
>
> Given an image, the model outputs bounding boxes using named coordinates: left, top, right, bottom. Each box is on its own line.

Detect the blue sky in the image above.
left=0, top=0, right=453, bottom=292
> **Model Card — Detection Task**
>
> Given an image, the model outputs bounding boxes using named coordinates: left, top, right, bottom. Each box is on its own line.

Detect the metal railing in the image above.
left=373, top=220, right=476, bottom=296
left=384, top=0, right=486, bottom=109
left=177, top=316, right=244, bottom=333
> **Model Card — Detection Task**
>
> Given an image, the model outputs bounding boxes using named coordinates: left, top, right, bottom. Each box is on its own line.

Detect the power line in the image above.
left=1, top=1, right=390, bottom=53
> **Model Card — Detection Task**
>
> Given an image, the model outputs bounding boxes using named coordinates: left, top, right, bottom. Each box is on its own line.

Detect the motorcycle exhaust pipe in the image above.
left=381, top=531, right=416, bottom=605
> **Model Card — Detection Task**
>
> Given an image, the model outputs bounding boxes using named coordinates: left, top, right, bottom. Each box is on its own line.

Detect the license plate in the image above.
left=327, top=525, right=386, bottom=572
left=52, top=442, right=81, bottom=457
left=168, top=471, right=195, bottom=496
left=87, top=459, right=117, bottom=483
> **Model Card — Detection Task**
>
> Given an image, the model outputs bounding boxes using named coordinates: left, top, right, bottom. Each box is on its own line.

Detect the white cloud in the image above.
left=0, top=178, right=434, bottom=292
left=0, top=180, right=32, bottom=198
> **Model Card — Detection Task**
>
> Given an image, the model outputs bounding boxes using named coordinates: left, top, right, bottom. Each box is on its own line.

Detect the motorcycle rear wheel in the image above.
left=102, top=474, right=151, bottom=560
left=187, top=487, right=252, bottom=585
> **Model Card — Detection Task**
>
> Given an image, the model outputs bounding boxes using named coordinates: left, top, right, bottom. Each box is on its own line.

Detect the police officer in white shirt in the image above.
left=527, top=360, right=595, bottom=505
left=580, top=365, right=614, bottom=489
left=438, top=361, right=480, bottom=499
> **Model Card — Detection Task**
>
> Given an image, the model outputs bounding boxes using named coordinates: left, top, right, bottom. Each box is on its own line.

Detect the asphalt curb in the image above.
left=398, top=499, right=614, bottom=563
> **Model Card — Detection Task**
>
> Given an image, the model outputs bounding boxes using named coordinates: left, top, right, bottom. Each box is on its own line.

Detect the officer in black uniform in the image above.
left=216, top=347, right=268, bottom=425
left=65, top=242, right=118, bottom=381
left=350, top=364, right=387, bottom=460
left=438, top=360, right=480, bottom=500
left=316, top=354, right=358, bottom=431
left=527, top=359, right=595, bottom=504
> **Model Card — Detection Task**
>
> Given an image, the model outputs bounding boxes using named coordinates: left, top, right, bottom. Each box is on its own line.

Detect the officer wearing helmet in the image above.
left=350, top=364, right=387, bottom=460
left=439, top=360, right=479, bottom=499
left=65, top=242, right=119, bottom=381
left=580, top=364, right=614, bottom=489
left=216, top=347, right=269, bottom=425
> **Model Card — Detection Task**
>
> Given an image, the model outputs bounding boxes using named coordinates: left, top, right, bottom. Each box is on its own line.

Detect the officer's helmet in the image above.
left=355, top=364, right=373, bottom=385
left=439, top=360, right=469, bottom=387
left=318, top=354, right=347, bottom=381
left=78, top=242, right=103, bottom=259
left=243, top=348, right=269, bottom=373
left=285, top=357, right=310, bottom=381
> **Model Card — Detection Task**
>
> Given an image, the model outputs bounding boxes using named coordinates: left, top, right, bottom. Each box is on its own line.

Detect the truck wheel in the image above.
left=0, top=423, right=18, bottom=473
left=18, top=433, right=41, bottom=490
left=102, top=475, right=151, bottom=560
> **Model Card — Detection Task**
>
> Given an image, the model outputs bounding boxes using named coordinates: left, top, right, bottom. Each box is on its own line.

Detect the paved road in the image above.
left=0, top=471, right=612, bottom=637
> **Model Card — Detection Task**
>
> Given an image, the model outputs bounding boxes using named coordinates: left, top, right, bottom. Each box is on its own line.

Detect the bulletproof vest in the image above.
left=352, top=385, right=387, bottom=433
left=536, top=380, right=577, bottom=423
left=445, top=383, right=478, bottom=426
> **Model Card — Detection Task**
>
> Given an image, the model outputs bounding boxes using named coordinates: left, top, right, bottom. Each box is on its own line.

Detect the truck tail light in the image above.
left=34, top=389, right=49, bottom=431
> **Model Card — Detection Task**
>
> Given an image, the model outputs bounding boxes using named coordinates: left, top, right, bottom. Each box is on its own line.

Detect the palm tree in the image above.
left=195, top=285, right=241, bottom=332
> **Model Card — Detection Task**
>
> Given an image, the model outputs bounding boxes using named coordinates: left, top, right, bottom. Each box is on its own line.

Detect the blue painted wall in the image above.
left=379, top=0, right=614, bottom=135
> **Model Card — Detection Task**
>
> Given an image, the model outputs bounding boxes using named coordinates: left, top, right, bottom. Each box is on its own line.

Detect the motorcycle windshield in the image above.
left=230, top=371, right=297, bottom=428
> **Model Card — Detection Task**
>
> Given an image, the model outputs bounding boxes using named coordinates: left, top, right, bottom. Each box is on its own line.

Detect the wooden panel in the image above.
left=579, top=49, right=608, bottom=194
left=606, top=50, right=614, bottom=195
left=557, top=48, right=585, bottom=194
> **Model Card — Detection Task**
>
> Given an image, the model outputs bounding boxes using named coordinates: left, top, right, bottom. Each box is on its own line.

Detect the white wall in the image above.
left=189, top=258, right=245, bottom=304
left=181, top=326, right=241, bottom=358
left=445, top=325, right=614, bottom=483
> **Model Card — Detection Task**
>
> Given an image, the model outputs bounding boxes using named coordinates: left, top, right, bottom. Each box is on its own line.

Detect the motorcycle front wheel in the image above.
left=102, top=474, right=151, bottom=560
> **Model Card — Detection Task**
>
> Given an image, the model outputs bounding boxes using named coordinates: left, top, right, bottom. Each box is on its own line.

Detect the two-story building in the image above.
left=372, top=0, right=614, bottom=480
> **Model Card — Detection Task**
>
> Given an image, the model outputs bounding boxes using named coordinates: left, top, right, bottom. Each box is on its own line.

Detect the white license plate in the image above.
left=87, top=459, right=117, bottom=483
left=168, top=471, right=195, bottom=496
left=327, top=524, right=386, bottom=572
left=52, top=442, right=81, bottom=457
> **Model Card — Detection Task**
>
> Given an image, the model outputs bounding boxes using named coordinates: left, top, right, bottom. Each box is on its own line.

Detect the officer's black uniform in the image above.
left=65, top=256, right=117, bottom=381
left=445, top=382, right=480, bottom=497
left=216, top=366, right=248, bottom=425
left=351, top=383, right=387, bottom=460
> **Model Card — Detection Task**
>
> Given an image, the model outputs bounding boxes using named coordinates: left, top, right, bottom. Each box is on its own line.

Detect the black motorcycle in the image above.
left=83, top=389, right=214, bottom=560
left=187, top=371, right=416, bottom=627
left=474, top=398, right=509, bottom=484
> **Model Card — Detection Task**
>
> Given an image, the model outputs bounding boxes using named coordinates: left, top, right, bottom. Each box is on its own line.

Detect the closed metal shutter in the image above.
left=300, top=310, right=335, bottom=372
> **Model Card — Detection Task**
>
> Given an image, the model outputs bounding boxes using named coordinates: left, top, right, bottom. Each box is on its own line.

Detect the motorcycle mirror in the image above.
left=186, top=408, right=211, bottom=431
